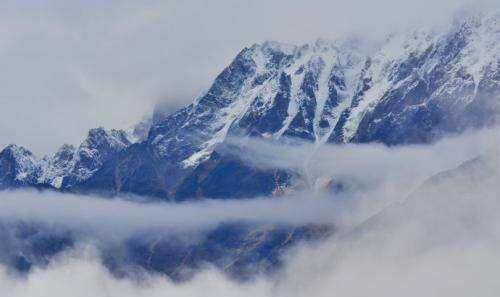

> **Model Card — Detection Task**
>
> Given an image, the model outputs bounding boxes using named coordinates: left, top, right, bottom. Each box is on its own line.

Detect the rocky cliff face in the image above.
left=0, top=145, right=40, bottom=189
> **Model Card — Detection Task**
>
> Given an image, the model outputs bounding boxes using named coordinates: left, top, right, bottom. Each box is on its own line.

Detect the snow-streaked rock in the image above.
left=0, top=144, right=40, bottom=188
left=1, top=128, right=133, bottom=190
left=0, top=11, right=498, bottom=199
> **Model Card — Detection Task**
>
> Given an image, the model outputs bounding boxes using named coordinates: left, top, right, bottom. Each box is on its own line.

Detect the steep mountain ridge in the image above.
left=0, top=11, right=498, bottom=282
left=0, top=128, right=132, bottom=191
left=0, top=145, right=40, bottom=189
left=347, top=151, right=500, bottom=249
left=345, top=13, right=499, bottom=144
left=146, top=39, right=365, bottom=169
left=0, top=12, right=498, bottom=199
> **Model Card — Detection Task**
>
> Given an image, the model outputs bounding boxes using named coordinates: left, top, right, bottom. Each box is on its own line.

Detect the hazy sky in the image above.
left=0, top=0, right=495, bottom=154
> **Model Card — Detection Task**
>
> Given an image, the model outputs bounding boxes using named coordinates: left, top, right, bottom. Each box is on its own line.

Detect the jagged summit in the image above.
left=151, top=12, right=498, bottom=168
left=148, top=37, right=366, bottom=168
left=0, top=144, right=40, bottom=188
left=1, top=12, right=498, bottom=200
left=0, top=128, right=133, bottom=190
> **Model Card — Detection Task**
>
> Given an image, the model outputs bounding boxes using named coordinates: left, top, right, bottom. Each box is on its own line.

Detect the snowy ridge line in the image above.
left=1, top=128, right=135, bottom=189
left=1, top=11, right=498, bottom=195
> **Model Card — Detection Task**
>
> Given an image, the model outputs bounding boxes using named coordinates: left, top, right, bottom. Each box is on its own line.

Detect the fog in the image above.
left=1, top=1, right=499, bottom=295
left=0, top=128, right=497, bottom=238
left=225, top=128, right=500, bottom=226
left=1, top=0, right=497, bottom=154
left=0, top=248, right=272, bottom=297
left=1, top=240, right=499, bottom=297
left=0, top=190, right=339, bottom=240
left=0, top=127, right=500, bottom=296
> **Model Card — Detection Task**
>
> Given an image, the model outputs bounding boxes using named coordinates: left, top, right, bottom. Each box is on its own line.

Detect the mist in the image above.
left=1, top=128, right=500, bottom=296
left=1, top=1, right=499, bottom=295
left=1, top=0, right=498, bottom=154
left=0, top=190, right=339, bottom=240
left=0, top=128, right=498, bottom=238
left=224, top=127, right=500, bottom=226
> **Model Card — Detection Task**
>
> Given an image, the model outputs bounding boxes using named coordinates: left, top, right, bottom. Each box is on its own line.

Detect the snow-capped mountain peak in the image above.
left=0, top=144, right=40, bottom=184
left=0, top=12, right=498, bottom=200
left=1, top=128, right=134, bottom=190
left=148, top=38, right=368, bottom=168
left=147, top=13, right=498, bottom=170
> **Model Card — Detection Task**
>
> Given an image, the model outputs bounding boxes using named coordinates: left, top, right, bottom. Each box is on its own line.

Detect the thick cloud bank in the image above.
left=1, top=128, right=500, bottom=296
left=1, top=153, right=499, bottom=296
left=0, top=248, right=272, bottom=297
left=0, top=190, right=339, bottom=240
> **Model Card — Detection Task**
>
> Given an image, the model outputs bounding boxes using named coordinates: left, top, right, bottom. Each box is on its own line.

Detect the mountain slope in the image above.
left=347, top=151, right=500, bottom=248
left=0, top=11, right=498, bottom=283
left=0, top=145, right=40, bottom=189
left=102, top=12, right=499, bottom=200
left=0, top=12, right=498, bottom=200
left=0, top=128, right=132, bottom=191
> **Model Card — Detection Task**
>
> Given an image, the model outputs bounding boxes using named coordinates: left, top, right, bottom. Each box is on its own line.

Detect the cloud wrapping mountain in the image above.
left=0, top=3, right=499, bottom=296
left=1, top=128, right=500, bottom=296
left=1, top=11, right=498, bottom=201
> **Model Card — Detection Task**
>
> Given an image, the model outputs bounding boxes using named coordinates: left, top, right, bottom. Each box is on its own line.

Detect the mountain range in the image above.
left=1, top=12, right=498, bottom=199
left=0, top=11, right=498, bottom=281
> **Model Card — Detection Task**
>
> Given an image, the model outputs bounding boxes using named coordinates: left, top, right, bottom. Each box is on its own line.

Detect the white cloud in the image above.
left=0, top=246, right=272, bottom=297
left=0, top=2, right=499, bottom=293
left=226, top=127, right=500, bottom=226
left=0, top=190, right=340, bottom=241
left=1, top=128, right=497, bottom=240
left=1, top=135, right=500, bottom=296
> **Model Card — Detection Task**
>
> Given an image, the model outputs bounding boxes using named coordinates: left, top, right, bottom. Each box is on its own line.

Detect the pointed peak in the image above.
left=3, top=143, right=19, bottom=151
left=81, top=127, right=132, bottom=151
left=53, top=144, right=76, bottom=159
left=58, top=144, right=76, bottom=152
left=1, top=144, right=34, bottom=158
left=87, top=127, right=107, bottom=138
left=247, top=41, right=298, bottom=56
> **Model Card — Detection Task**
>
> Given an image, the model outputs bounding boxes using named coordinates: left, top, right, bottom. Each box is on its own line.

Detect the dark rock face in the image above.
left=60, top=128, right=132, bottom=189
left=0, top=145, right=40, bottom=190
left=0, top=222, right=74, bottom=273
left=72, top=143, right=182, bottom=199
left=0, top=221, right=332, bottom=281
left=117, top=223, right=332, bottom=281
left=0, top=13, right=497, bottom=284
left=0, top=147, right=21, bottom=189
left=235, top=73, right=292, bottom=136
left=174, top=151, right=293, bottom=200
left=347, top=17, right=499, bottom=145
left=2, top=14, right=498, bottom=198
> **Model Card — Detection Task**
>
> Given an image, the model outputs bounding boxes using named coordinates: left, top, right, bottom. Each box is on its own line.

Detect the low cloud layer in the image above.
left=1, top=127, right=500, bottom=296
left=226, top=128, right=500, bottom=226
left=1, top=128, right=498, bottom=238
left=0, top=248, right=272, bottom=297
left=1, top=1, right=499, bottom=295
left=1, top=244, right=498, bottom=297
left=1, top=139, right=499, bottom=296
left=0, top=190, right=339, bottom=240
